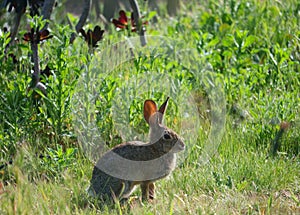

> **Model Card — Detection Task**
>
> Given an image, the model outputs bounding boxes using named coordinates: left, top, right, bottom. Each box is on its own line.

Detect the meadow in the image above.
left=0, top=0, right=299, bottom=214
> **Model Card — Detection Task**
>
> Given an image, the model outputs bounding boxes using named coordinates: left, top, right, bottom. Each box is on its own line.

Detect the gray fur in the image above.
left=88, top=98, right=185, bottom=202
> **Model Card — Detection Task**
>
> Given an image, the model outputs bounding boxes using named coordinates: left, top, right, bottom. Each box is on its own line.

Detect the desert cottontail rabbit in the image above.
left=88, top=97, right=185, bottom=202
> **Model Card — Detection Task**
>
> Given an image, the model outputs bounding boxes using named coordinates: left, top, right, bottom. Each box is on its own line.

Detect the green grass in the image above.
left=0, top=141, right=299, bottom=214
left=1, top=0, right=300, bottom=214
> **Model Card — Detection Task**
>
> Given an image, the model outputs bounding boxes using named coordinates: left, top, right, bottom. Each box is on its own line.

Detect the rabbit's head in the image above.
left=144, top=97, right=185, bottom=153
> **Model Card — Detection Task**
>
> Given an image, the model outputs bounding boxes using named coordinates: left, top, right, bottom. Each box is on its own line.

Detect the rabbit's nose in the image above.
left=175, top=138, right=185, bottom=151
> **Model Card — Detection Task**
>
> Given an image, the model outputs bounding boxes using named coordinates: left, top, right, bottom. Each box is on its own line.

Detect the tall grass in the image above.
left=0, top=0, right=299, bottom=214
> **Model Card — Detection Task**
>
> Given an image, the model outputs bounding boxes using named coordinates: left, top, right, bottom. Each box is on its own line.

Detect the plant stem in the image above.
left=129, top=0, right=147, bottom=46
left=31, top=41, right=40, bottom=86
left=167, top=0, right=180, bottom=16
left=102, top=0, right=118, bottom=24
left=70, top=0, right=91, bottom=43
left=93, top=0, right=100, bottom=19
left=30, top=33, right=46, bottom=95
left=41, top=0, right=56, bottom=29
left=5, top=11, right=23, bottom=52
left=75, top=0, right=91, bottom=33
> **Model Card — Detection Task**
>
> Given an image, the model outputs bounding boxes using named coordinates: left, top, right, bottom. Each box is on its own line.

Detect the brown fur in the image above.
left=88, top=97, right=185, bottom=202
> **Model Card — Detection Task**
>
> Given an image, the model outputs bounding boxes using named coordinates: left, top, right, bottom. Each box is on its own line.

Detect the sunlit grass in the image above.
left=0, top=0, right=299, bottom=214
left=1, top=133, right=299, bottom=214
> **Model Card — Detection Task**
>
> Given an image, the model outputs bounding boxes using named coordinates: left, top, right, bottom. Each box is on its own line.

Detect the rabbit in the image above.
left=87, top=97, right=185, bottom=202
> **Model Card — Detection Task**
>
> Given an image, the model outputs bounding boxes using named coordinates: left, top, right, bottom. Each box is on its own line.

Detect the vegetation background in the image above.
left=0, top=0, right=299, bottom=214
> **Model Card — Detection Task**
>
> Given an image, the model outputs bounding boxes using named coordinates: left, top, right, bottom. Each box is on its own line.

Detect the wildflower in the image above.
left=79, top=25, right=104, bottom=47
left=23, top=28, right=53, bottom=43
left=112, top=10, right=147, bottom=32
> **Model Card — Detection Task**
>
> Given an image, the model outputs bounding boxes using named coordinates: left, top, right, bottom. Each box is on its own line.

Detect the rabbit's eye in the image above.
left=163, top=133, right=171, bottom=140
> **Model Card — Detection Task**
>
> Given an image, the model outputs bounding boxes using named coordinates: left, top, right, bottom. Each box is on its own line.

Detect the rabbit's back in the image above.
left=112, top=140, right=174, bottom=160
left=88, top=140, right=177, bottom=200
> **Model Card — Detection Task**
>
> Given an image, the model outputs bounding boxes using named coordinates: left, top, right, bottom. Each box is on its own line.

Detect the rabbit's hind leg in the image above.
left=141, top=182, right=155, bottom=201
left=149, top=182, right=155, bottom=200
left=121, top=181, right=137, bottom=199
left=111, top=180, right=126, bottom=199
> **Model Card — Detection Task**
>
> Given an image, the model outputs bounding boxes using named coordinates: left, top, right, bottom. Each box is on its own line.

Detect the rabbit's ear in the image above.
left=158, top=97, right=169, bottom=115
left=144, top=100, right=158, bottom=124
left=158, top=97, right=170, bottom=123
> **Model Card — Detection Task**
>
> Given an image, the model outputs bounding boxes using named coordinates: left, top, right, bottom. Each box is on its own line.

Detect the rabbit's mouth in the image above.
left=171, top=139, right=185, bottom=153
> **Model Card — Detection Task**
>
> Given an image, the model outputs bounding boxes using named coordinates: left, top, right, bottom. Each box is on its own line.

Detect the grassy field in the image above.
left=0, top=0, right=299, bottom=214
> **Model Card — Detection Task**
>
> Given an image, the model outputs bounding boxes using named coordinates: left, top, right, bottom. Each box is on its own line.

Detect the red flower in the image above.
left=79, top=25, right=104, bottom=47
left=112, top=10, right=147, bottom=32
left=23, top=28, right=53, bottom=43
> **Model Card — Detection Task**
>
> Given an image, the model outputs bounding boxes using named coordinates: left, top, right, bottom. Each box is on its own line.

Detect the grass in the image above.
left=1, top=0, right=300, bottom=214
left=1, top=141, right=299, bottom=214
